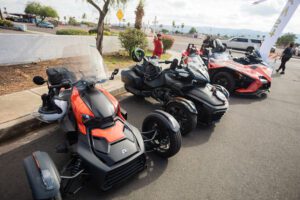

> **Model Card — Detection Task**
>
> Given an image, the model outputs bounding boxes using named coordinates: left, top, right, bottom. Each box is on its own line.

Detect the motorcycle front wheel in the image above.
left=142, top=112, right=182, bottom=158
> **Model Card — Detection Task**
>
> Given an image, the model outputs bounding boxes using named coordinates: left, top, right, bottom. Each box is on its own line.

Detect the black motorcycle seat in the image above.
left=133, top=62, right=163, bottom=81
left=144, top=63, right=162, bottom=81
left=133, top=64, right=146, bottom=77
left=144, top=72, right=165, bottom=88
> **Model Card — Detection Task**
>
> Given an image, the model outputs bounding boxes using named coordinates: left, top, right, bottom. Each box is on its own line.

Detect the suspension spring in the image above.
left=71, top=158, right=82, bottom=176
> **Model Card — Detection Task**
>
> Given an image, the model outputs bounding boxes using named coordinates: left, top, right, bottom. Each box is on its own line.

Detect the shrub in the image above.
left=81, top=21, right=97, bottom=27
left=56, top=29, right=89, bottom=35
left=119, top=28, right=148, bottom=54
left=161, top=29, right=169, bottom=34
left=68, top=17, right=80, bottom=26
left=162, top=35, right=175, bottom=52
left=88, top=29, right=112, bottom=36
left=88, top=28, right=97, bottom=34
left=189, top=27, right=197, bottom=34
left=104, top=25, right=110, bottom=32
left=104, top=30, right=111, bottom=36
left=0, top=19, right=13, bottom=28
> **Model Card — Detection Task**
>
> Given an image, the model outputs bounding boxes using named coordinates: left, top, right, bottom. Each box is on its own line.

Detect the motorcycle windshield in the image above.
left=188, top=55, right=207, bottom=67
left=60, top=44, right=108, bottom=84
left=187, top=59, right=210, bottom=83
left=210, top=52, right=230, bottom=61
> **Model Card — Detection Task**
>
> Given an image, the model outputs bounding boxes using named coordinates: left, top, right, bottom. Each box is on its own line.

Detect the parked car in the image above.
left=221, top=37, right=276, bottom=53
left=37, top=21, right=54, bottom=29
left=221, top=37, right=262, bottom=52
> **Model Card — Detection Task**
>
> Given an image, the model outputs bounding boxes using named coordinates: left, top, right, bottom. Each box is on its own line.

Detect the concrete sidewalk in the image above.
left=0, top=51, right=180, bottom=143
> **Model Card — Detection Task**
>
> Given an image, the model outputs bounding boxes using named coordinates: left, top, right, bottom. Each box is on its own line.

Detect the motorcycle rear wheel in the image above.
left=166, top=102, right=197, bottom=136
left=212, top=72, right=236, bottom=93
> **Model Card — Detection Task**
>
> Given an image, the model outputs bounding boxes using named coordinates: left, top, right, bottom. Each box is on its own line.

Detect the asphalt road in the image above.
left=0, top=57, right=300, bottom=200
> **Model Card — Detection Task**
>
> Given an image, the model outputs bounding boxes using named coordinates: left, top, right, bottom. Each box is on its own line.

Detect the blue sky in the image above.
left=1, top=0, right=300, bottom=34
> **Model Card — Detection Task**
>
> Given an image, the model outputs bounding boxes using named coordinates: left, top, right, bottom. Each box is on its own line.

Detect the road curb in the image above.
left=0, top=85, right=126, bottom=144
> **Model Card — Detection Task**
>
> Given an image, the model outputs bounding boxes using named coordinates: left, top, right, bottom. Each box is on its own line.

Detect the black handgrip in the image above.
left=158, top=60, right=173, bottom=64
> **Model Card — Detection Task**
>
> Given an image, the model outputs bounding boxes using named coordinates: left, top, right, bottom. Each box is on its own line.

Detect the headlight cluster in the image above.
left=215, top=90, right=227, bottom=102
left=259, top=76, right=268, bottom=84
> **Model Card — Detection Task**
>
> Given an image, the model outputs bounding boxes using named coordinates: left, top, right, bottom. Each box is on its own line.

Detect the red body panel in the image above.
left=71, top=87, right=95, bottom=135
left=71, top=86, right=125, bottom=142
left=91, top=120, right=125, bottom=143
left=208, top=60, right=272, bottom=93
left=182, top=49, right=272, bottom=94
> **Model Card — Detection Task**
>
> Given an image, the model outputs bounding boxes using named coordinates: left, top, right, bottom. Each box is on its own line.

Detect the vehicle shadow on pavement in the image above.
left=75, top=154, right=168, bottom=200
left=228, top=95, right=268, bottom=105
left=118, top=95, right=162, bottom=129
left=181, top=124, right=214, bottom=147
left=271, top=73, right=281, bottom=78
left=120, top=94, right=215, bottom=148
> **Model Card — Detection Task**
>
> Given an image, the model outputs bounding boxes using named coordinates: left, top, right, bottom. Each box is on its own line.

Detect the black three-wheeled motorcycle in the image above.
left=121, top=48, right=229, bottom=135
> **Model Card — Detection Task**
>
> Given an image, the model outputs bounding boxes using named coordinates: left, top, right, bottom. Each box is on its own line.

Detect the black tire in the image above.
left=166, top=102, right=197, bottom=136
left=246, top=46, right=254, bottom=52
left=142, top=112, right=182, bottom=158
left=212, top=72, right=236, bottom=93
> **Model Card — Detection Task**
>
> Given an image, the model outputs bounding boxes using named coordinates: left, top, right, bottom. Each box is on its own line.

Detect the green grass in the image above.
left=103, top=51, right=134, bottom=71
left=103, top=50, right=172, bottom=71
left=56, top=29, right=89, bottom=35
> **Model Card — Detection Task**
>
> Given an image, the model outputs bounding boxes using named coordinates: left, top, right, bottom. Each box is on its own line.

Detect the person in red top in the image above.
left=153, top=33, right=164, bottom=58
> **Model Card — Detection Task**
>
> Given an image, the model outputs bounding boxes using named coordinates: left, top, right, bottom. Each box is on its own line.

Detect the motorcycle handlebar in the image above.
left=158, top=60, right=173, bottom=64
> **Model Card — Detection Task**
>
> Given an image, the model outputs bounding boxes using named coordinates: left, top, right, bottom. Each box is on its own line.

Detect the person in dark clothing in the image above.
left=276, top=43, right=294, bottom=74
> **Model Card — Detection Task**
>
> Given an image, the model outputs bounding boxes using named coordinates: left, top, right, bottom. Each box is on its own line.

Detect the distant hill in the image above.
left=149, top=24, right=300, bottom=43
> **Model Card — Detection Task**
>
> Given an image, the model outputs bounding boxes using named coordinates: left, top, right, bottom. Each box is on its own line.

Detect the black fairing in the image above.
left=121, top=60, right=229, bottom=124
left=76, top=121, right=146, bottom=190
left=91, top=121, right=141, bottom=166
left=187, top=85, right=225, bottom=107
left=79, top=87, right=116, bottom=128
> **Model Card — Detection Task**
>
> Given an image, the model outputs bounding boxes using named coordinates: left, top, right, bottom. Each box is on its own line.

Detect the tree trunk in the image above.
left=96, top=16, right=105, bottom=55
left=0, top=8, right=3, bottom=20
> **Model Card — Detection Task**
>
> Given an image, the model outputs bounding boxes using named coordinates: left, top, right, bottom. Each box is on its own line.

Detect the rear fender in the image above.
left=166, top=97, right=198, bottom=115
left=23, top=151, right=60, bottom=200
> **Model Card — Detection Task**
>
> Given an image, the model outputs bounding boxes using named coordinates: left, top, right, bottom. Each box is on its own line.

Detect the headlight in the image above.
left=82, top=114, right=93, bottom=123
left=215, top=90, right=227, bottom=102
left=259, top=76, right=268, bottom=84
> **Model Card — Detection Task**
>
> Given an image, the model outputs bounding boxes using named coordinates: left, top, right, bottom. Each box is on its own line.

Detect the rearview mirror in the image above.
left=33, top=76, right=46, bottom=85
left=109, top=69, right=119, bottom=80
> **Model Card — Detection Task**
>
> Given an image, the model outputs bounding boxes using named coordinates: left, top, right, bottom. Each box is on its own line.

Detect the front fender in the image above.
left=166, top=97, right=198, bottom=115
left=142, top=110, right=180, bottom=134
